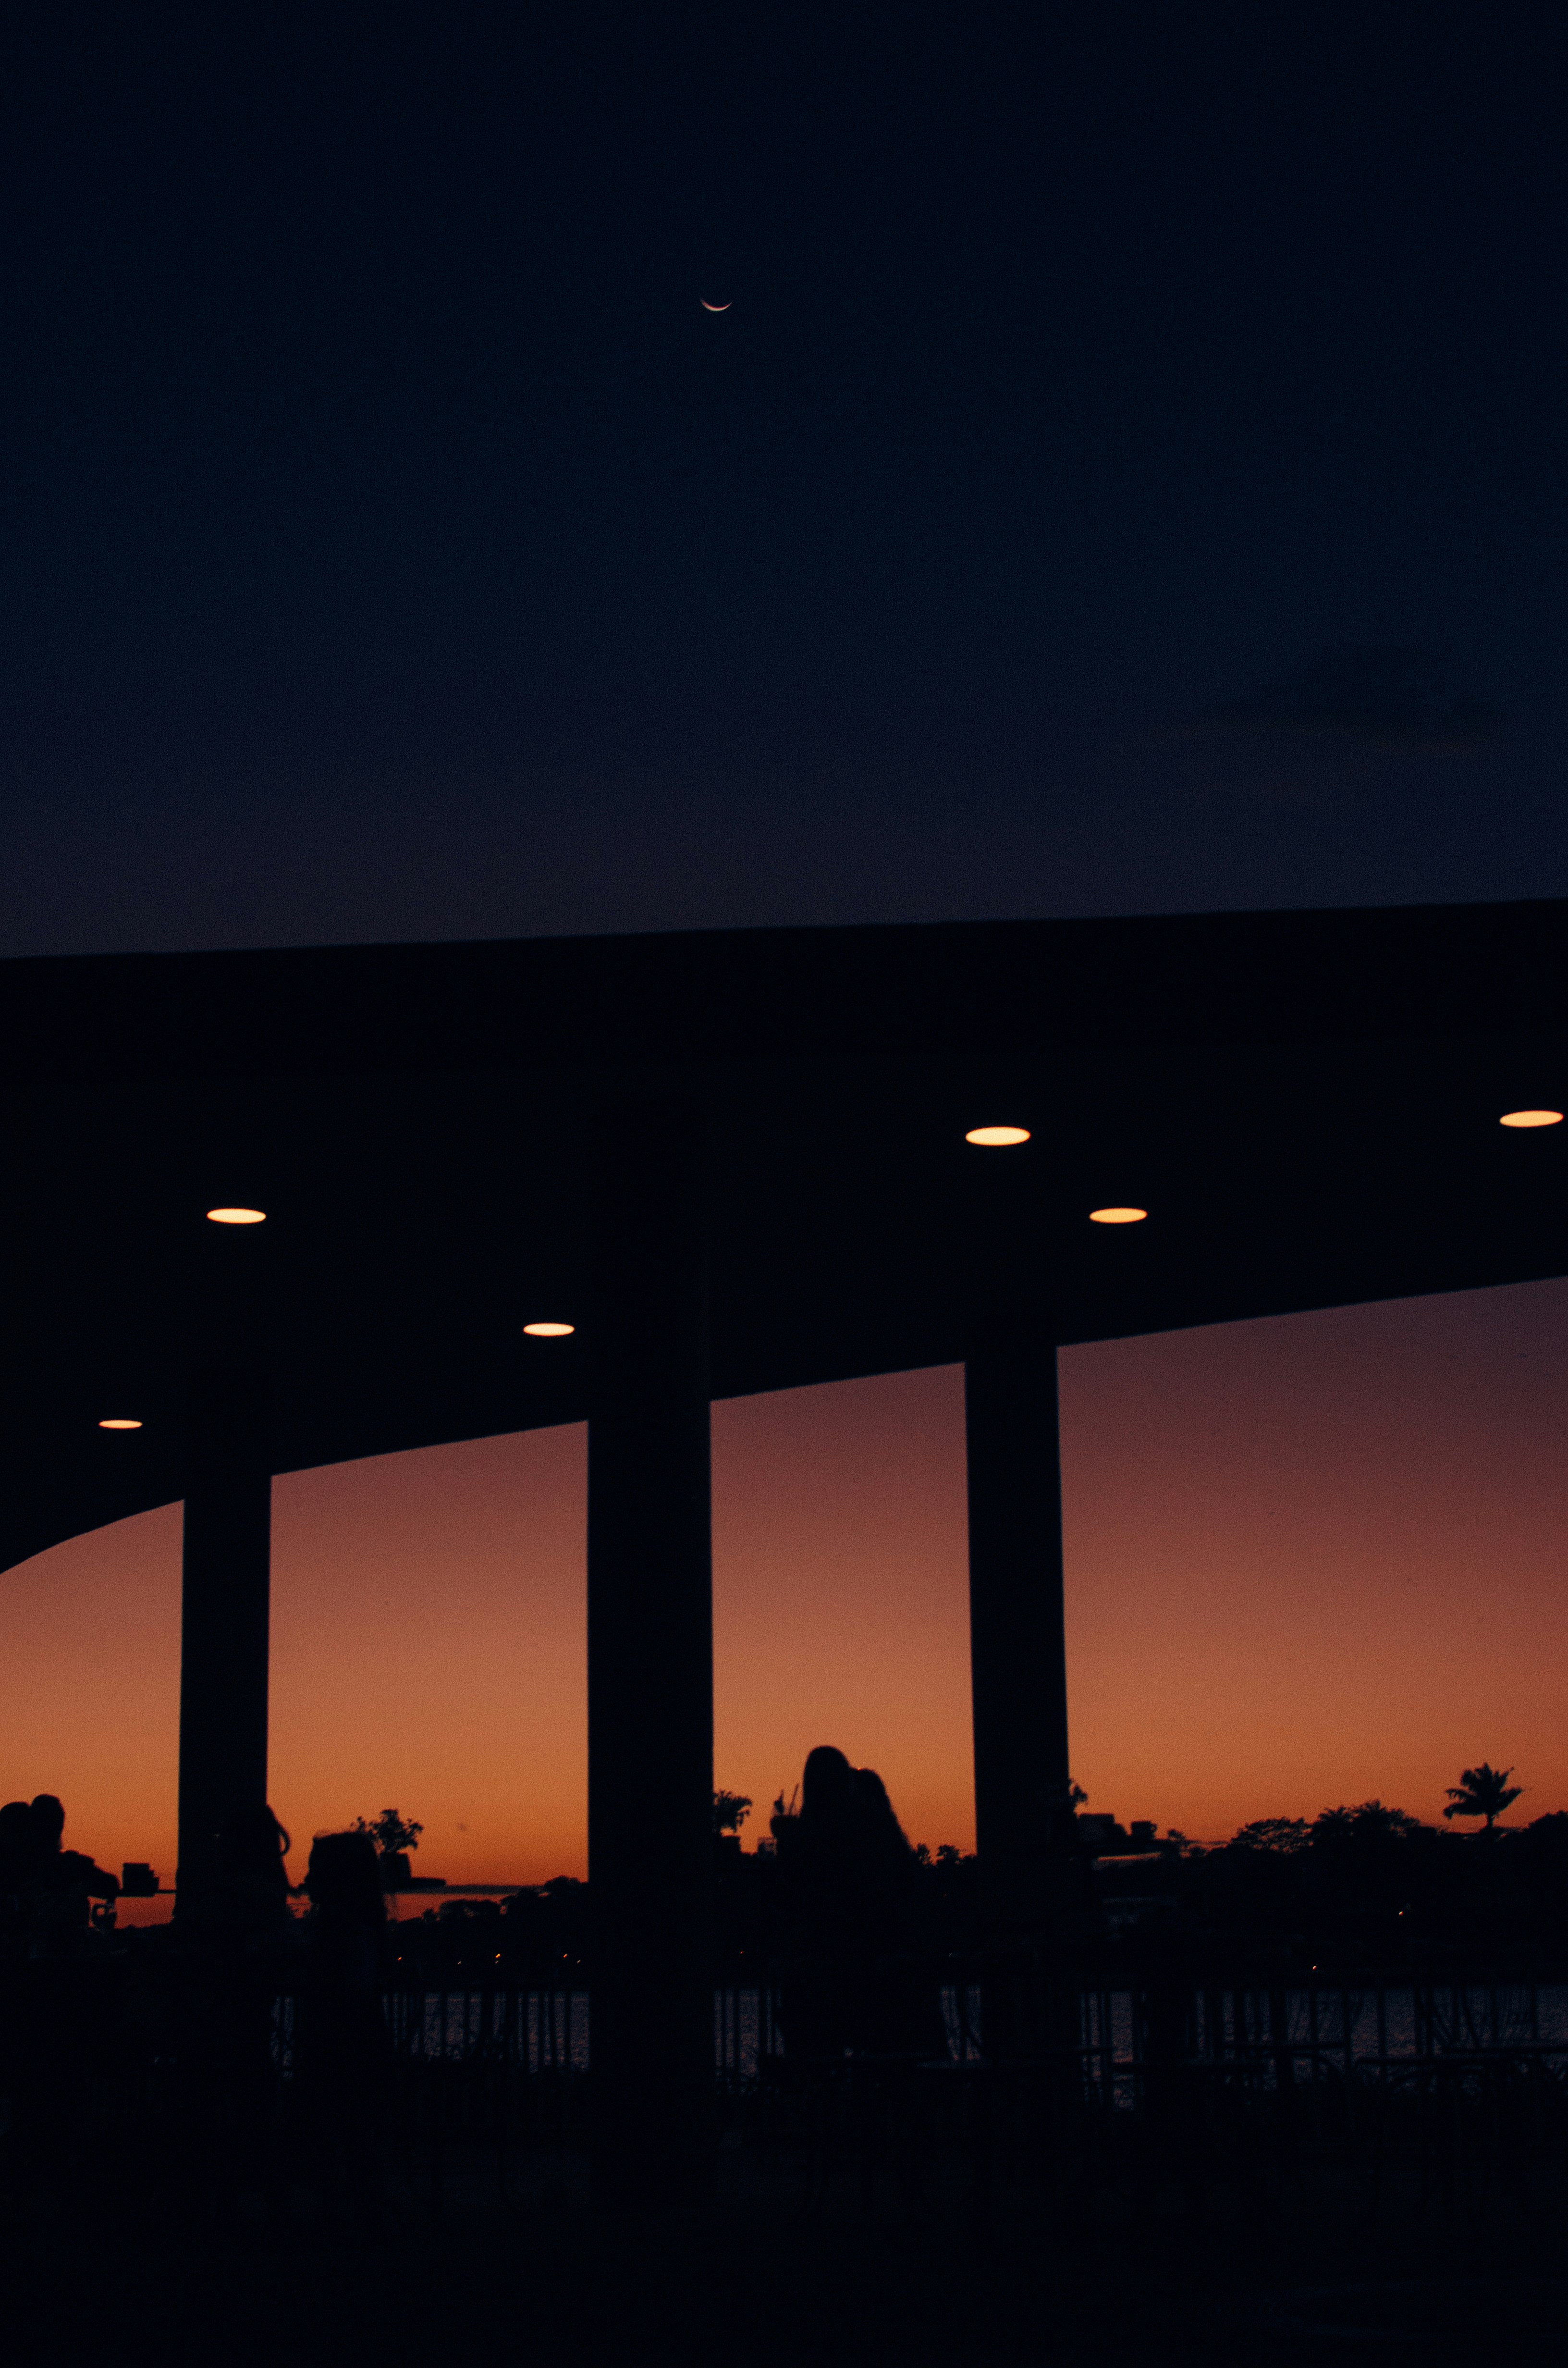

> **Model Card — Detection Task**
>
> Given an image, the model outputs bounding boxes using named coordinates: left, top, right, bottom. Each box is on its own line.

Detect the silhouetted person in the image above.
left=295, top=1830, right=391, bottom=2207
left=180, top=1803, right=295, bottom=2205
left=7, top=1797, right=119, bottom=2206
left=774, top=1746, right=879, bottom=2059
left=850, top=1766, right=947, bottom=2058
left=852, top=1764, right=911, bottom=1875
left=214, top=1801, right=294, bottom=1929
left=24, top=1794, right=118, bottom=1956
left=0, top=1801, right=33, bottom=1966
left=0, top=1802, right=34, bottom=2177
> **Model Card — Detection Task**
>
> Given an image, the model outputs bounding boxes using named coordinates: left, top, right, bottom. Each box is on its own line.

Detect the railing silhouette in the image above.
left=19, top=1952, right=1566, bottom=2224
left=267, top=1964, right=1568, bottom=2222
left=308, top=1967, right=1568, bottom=2087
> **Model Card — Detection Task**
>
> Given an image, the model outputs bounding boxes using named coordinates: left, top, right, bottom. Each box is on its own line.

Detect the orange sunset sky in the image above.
left=5, top=1276, right=1568, bottom=1892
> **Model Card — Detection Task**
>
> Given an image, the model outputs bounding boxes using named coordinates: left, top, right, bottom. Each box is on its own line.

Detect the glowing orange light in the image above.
left=98, top=1418, right=143, bottom=1431
left=1499, top=1110, right=1563, bottom=1129
left=206, top=1207, right=267, bottom=1224
left=965, top=1126, right=1031, bottom=1147
left=523, top=1321, right=576, bottom=1338
left=1090, top=1206, right=1148, bottom=1224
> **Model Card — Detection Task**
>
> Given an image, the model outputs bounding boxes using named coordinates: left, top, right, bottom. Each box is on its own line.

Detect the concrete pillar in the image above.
left=965, top=1317, right=1077, bottom=2052
left=587, top=1100, right=713, bottom=2201
left=176, top=1365, right=272, bottom=1900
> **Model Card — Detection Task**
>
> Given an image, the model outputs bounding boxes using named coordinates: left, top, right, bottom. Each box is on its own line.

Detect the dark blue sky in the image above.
left=1, top=5, right=1563, bottom=955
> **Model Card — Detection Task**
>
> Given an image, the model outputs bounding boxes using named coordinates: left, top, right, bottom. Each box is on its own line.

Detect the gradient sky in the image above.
left=8, top=1276, right=1566, bottom=1891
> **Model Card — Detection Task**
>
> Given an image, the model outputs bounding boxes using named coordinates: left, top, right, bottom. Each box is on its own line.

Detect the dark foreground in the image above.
left=7, top=2080, right=1567, bottom=2368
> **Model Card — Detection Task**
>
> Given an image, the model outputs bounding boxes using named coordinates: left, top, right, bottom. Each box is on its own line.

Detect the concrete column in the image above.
left=965, top=1316, right=1076, bottom=2020
left=587, top=1100, right=713, bottom=2201
left=176, top=1365, right=272, bottom=1900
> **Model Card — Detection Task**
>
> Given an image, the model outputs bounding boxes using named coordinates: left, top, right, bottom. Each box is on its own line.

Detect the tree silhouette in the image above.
left=1231, top=1816, right=1311, bottom=1854
left=1314, top=1802, right=1426, bottom=1846
left=352, top=1808, right=424, bottom=1856
left=713, top=1790, right=752, bottom=1835
left=1443, top=1764, right=1522, bottom=1831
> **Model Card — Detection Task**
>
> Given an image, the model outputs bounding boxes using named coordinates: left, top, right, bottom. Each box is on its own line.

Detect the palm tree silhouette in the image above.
left=1443, top=1763, right=1522, bottom=1831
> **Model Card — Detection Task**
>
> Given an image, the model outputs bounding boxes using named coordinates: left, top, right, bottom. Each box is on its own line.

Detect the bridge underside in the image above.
left=4, top=899, right=1565, bottom=2197
left=5, top=899, right=1566, bottom=1572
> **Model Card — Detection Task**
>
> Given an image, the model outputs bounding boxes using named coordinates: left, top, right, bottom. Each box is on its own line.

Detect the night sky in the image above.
left=1, top=8, right=1564, bottom=954
left=4, top=12, right=1568, bottom=1882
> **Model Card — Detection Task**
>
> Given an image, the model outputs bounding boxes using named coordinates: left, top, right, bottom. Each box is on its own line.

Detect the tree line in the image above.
left=354, top=1762, right=1568, bottom=1983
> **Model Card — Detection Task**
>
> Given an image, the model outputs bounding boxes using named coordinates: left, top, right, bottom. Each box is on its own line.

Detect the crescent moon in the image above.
left=700, top=299, right=731, bottom=312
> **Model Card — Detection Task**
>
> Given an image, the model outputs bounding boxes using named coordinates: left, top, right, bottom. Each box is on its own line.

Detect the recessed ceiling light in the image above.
left=523, top=1321, right=575, bottom=1338
left=965, top=1126, right=1031, bottom=1147
left=1090, top=1207, right=1148, bottom=1224
left=98, top=1418, right=143, bottom=1431
left=1499, top=1109, right=1563, bottom=1129
left=206, top=1207, right=267, bottom=1224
